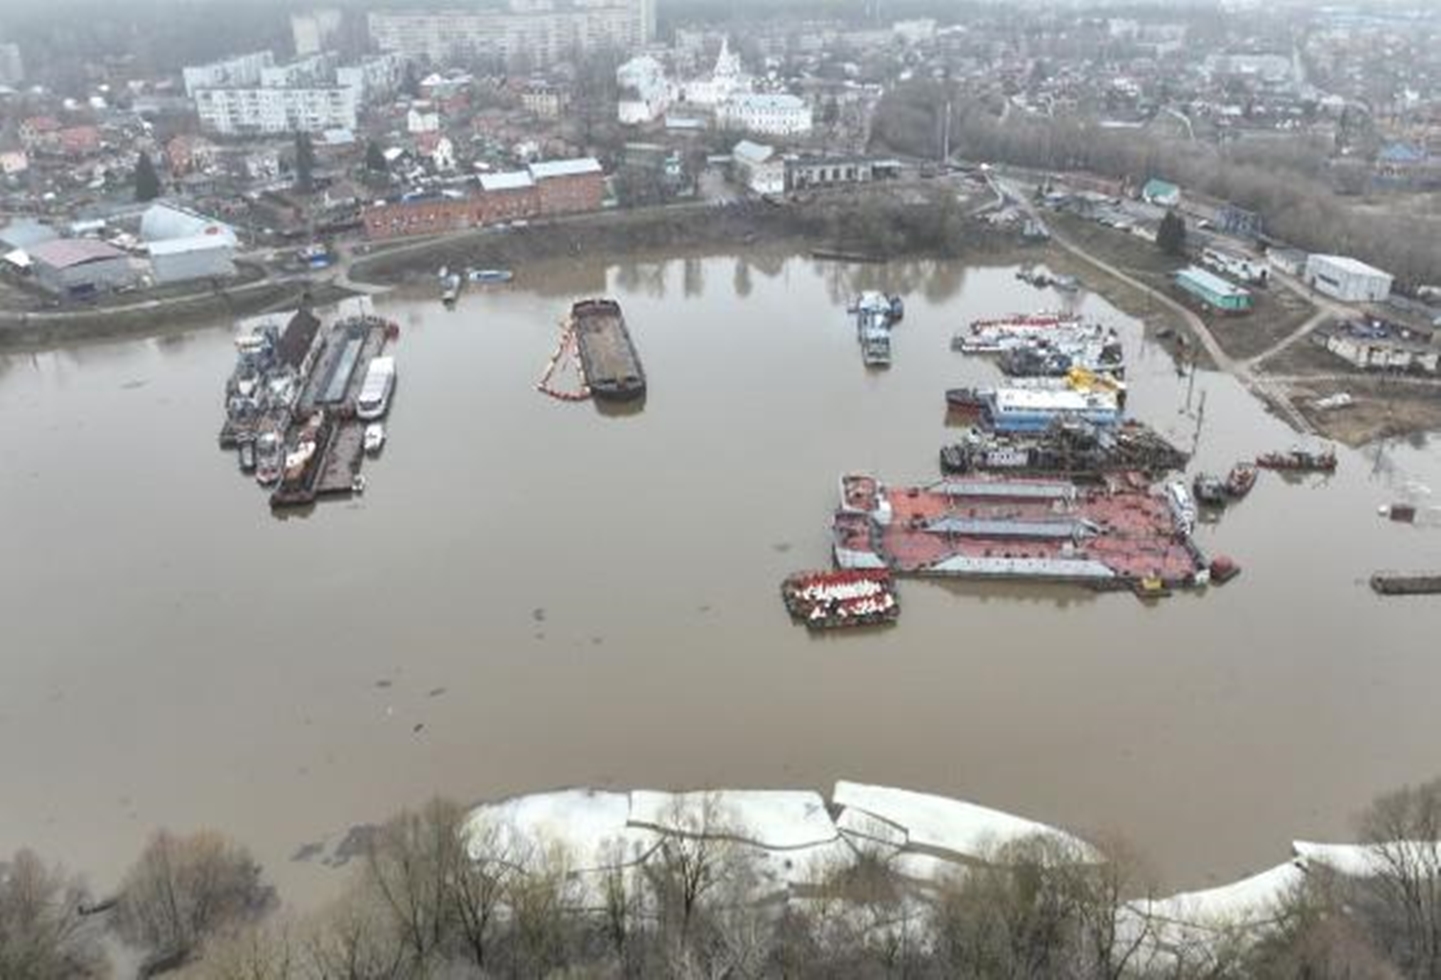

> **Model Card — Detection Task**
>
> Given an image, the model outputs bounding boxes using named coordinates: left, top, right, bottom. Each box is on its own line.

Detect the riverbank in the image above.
left=349, top=189, right=1003, bottom=287
left=0, top=280, right=357, bottom=350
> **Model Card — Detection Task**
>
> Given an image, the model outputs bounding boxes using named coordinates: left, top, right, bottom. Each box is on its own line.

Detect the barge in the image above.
left=572, top=298, right=646, bottom=401
left=939, top=419, right=1188, bottom=479
left=1256, top=447, right=1337, bottom=473
left=1370, top=573, right=1441, bottom=596
left=831, top=473, right=1209, bottom=590
left=781, top=569, right=900, bottom=629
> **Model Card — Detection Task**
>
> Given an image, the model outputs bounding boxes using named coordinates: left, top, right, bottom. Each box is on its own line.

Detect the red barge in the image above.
left=832, top=473, right=1210, bottom=590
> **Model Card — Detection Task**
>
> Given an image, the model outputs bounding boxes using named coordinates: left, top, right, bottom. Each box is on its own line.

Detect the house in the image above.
left=19, top=116, right=61, bottom=152
left=521, top=83, right=567, bottom=120
left=0, top=149, right=29, bottom=176
left=1305, top=254, right=1393, bottom=304
left=1267, top=247, right=1307, bottom=277
left=1141, top=178, right=1181, bottom=207
left=56, top=126, right=102, bottom=158
left=28, top=238, right=139, bottom=297
left=1174, top=266, right=1252, bottom=312
left=731, top=140, right=784, bottom=195
left=407, top=107, right=441, bottom=133
left=166, top=135, right=218, bottom=175
left=617, top=56, right=670, bottom=125
left=414, top=132, right=456, bottom=171
left=1216, top=203, right=1261, bottom=238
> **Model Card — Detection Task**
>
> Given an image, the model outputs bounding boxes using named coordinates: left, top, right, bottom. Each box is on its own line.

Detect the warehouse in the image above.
left=28, top=239, right=139, bottom=297
left=148, top=235, right=236, bottom=284
left=1304, top=254, right=1393, bottom=303
left=1174, top=265, right=1252, bottom=313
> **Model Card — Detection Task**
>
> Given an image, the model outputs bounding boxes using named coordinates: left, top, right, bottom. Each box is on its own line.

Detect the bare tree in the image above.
left=1243, top=871, right=1399, bottom=980
left=598, top=835, right=650, bottom=973
left=361, top=798, right=463, bottom=969
left=505, top=840, right=577, bottom=979
left=113, top=830, right=273, bottom=972
left=0, top=848, right=110, bottom=979
left=449, top=816, right=517, bottom=972
left=645, top=793, right=742, bottom=936
left=302, top=888, right=410, bottom=980
left=1355, top=778, right=1441, bottom=978
left=190, top=917, right=301, bottom=980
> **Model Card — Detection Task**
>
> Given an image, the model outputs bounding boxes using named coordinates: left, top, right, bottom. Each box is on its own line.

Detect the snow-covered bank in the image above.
left=458, top=780, right=1441, bottom=963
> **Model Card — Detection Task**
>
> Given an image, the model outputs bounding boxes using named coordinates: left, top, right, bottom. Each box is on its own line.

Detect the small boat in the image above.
left=1133, top=575, right=1172, bottom=599
left=1225, top=463, right=1257, bottom=498
left=364, top=422, right=385, bottom=455
left=946, top=387, right=987, bottom=410
left=781, top=569, right=900, bottom=630
left=1166, top=480, right=1197, bottom=535
left=467, top=268, right=513, bottom=284
left=1193, top=473, right=1228, bottom=507
left=440, top=272, right=462, bottom=306
left=254, top=431, right=283, bottom=486
left=237, top=440, right=256, bottom=473
left=1256, top=447, right=1337, bottom=472
left=1210, top=555, right=1241, bottom=584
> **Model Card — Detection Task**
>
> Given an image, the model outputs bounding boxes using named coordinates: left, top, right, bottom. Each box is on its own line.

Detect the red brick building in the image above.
left=361, top=157, right=604, bottom=240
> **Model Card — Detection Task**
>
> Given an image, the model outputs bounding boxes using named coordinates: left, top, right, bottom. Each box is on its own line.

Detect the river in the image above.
left=3, top=249, right=1441, bottom=905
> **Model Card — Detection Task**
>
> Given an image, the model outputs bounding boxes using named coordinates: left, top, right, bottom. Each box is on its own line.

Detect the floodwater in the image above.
left=4, top=250, right=1441, bottom=905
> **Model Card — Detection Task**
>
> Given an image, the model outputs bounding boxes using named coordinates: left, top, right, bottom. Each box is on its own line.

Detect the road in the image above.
left=1241, top=269, right=1353, bottom=370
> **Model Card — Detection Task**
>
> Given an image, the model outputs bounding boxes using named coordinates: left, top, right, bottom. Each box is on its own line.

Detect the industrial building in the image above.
left=1304, top=254, right=1393, bottom=304
left=1174, top=266, right=1253, bottom=312
left=28, top=239, right=139, bottom=298
left=731, top=140, right=784, bottom=195
left=1325, top=322, right=1438, bottom=374
left=148, top=237, right=236, bottom=285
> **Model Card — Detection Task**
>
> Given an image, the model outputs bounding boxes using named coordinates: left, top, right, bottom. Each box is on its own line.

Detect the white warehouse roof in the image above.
left=528, top=157, right=602, bottom=180
left=479, top=171, right=534, bottom=192
left=1309, top=254, right=1391, bottom=278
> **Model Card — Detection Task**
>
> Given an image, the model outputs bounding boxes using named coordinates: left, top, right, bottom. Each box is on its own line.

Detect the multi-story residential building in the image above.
left=183, top=51, right=275, bottom=97
left=0, top=43, right=23, bottom=87
left=292, top=9, right=344, bottom=56
left=336, top=54, right=406, bottom=102
left=717, top=93, right=813, bottom=137
left=261, top=52, right=336, bottom=89
left=195, top=85, right=360, bottom=135
left=368, top=0, right=653, bottom=67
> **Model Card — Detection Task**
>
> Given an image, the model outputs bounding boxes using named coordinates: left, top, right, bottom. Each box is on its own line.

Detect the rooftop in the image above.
left=28, top=238, right=128, bottom=269
left=1176, top=265, right=1251, bottom=299
left=1309, top=253, right=1391, bottom=279
left=528, top=157, right=602, bottom=180
left=732, top=139, right=776, bottom=164
left=480, top=170, right=534, bottom=192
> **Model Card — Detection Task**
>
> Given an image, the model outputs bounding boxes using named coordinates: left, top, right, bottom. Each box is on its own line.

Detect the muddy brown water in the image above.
left=4, top=250, right=1441, bottom=906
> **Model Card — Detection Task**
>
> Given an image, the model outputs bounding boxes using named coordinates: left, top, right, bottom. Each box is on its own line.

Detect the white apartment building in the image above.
left=368, top=0, right=653, bottom=66
left=260, top=52, right=336, bottom=89
left=717, top=93, right=813, bottom=137
left=195, top=86, right=359, bottom=135
left=292, top=9, right=344, bottom=56
left=183, top=51, right=275, bottom=97
left=336, top=53, right=406, bottom=101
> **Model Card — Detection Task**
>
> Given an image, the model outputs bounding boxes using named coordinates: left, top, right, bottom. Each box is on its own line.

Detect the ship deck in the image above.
left=573, top=304, right=643, bottom=392
left=835, top=480, right=1203, bottom=586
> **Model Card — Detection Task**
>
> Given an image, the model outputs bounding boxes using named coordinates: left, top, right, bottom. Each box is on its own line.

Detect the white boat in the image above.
left=364, top=422, right=386, bottom=454
left=1166, top=480, right=1197, bottom=535
left=467, top=268, right=513, bottom=284
left=356, top=356, right=396, bottom=421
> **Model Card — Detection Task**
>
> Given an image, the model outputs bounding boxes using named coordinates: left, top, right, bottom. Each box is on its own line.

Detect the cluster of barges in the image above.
left=218, top=298, right=398, bottom=509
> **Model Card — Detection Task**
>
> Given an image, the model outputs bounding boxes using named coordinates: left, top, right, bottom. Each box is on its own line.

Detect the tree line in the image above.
left=870, top=82, right=1441, bottom=289
left=8, top=779, right=1441, bottom=978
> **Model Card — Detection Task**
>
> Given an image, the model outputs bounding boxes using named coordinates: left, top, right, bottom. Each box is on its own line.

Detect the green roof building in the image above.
left=1175, top=266, right=1252, bottom=312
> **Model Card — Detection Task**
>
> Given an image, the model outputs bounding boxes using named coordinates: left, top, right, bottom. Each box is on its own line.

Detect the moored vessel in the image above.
left=781, top=569, right=900, bottom=629
left=1256, top=447, right=1337, bottom=472
left=572, top=298, right=646, bottom=401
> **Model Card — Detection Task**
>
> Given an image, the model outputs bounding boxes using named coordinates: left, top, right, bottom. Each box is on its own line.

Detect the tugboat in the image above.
left=440, top=272, right=462, bottom=307
left=467, top=268, right=514, bottom=284
left=1210, top=555, right=1242, bottom=584
left=237, top=438, right=256, bottom=473
left=1256, top=447, right=1337, bottom=473
left=1225, top=462, right=1258, bottom=498
left=1193, top=473, right=1228, bottom=508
